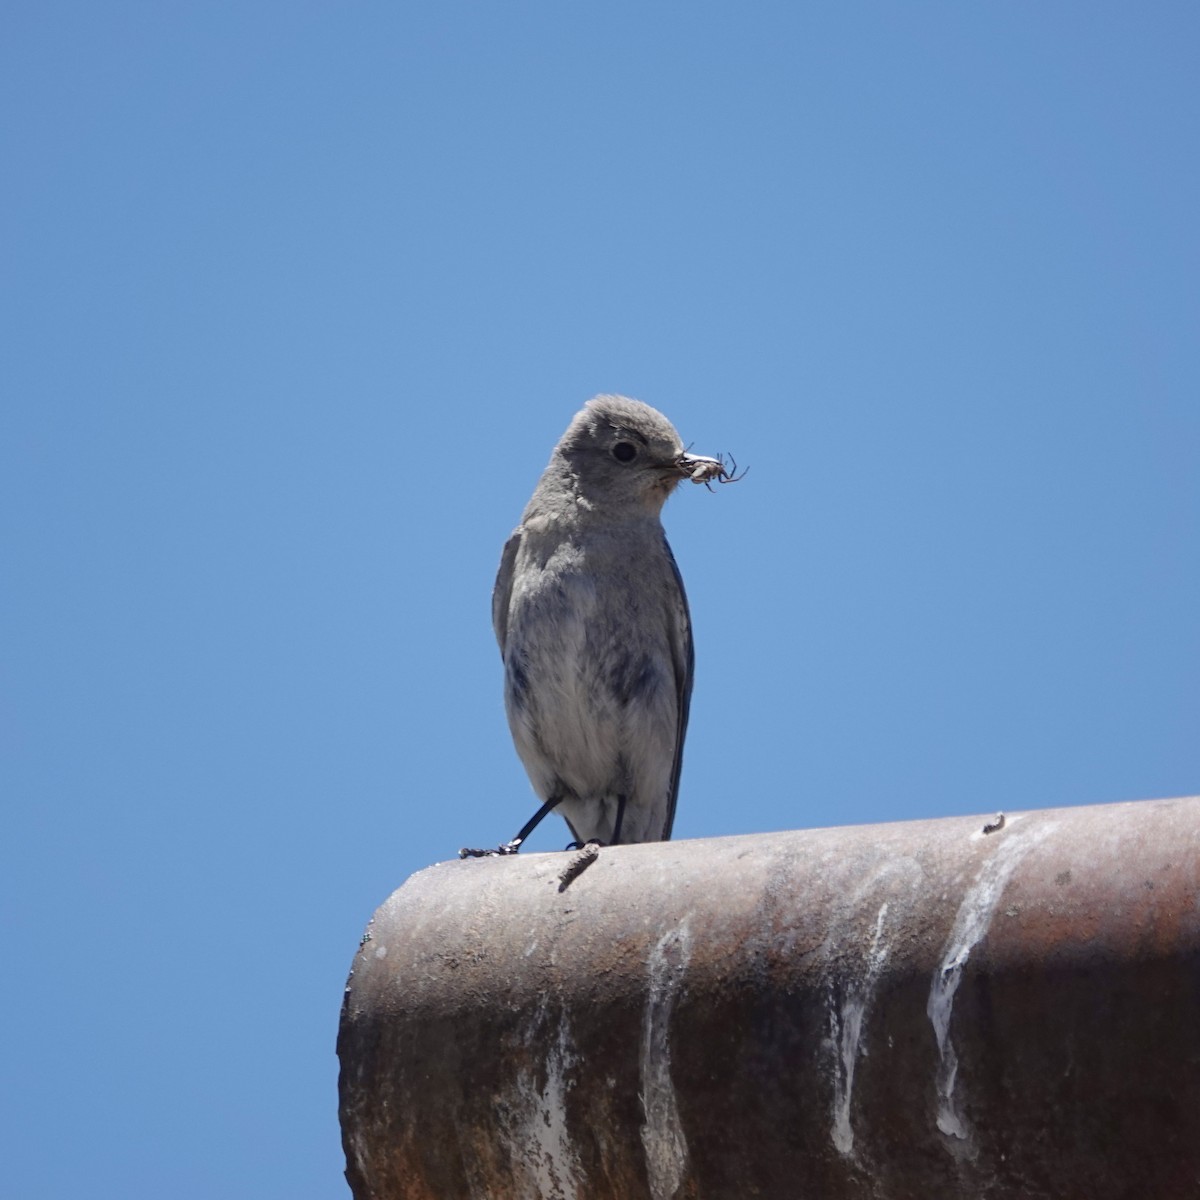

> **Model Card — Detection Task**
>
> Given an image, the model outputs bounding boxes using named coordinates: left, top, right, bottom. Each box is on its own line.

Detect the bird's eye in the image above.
left=612, top=441, right=637, bottom=463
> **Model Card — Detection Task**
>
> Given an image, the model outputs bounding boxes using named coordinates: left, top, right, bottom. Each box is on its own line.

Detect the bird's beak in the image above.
left=675, top=452, right=726, bottom=486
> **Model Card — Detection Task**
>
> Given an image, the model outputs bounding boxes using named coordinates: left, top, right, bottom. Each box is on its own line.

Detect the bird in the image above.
left=460, top=395, right=733, bottom=857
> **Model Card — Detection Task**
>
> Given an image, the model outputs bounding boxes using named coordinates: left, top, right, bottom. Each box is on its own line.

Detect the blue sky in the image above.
left=3, top=4, right=1197, bottom=1196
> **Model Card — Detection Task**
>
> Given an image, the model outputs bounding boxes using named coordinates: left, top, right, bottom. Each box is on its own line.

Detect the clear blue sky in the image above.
left=3, top=4, right=1197, bottom=1196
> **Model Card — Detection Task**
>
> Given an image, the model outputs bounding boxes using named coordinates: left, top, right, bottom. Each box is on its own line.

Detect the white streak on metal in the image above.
left=640, top=921, right=692, bottom=1200
left=502, top=1016, right=581, bottom=1200
left=927, top=821, right=1054, bottom=1145
left=830, top=901, right=892, bottom=1156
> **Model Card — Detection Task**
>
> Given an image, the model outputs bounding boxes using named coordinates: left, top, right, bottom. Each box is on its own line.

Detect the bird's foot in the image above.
left=458, top=841, right=522, bottom=859
left=563, top=838, right=605, bottom=851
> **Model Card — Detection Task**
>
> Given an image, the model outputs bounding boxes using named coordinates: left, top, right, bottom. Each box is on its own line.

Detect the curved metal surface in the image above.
left=338, top=796, right=1200, bottom=1199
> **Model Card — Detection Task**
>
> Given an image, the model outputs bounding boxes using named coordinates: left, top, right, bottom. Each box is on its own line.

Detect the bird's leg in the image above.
left=564, top=795, right=628, bottom=851
left=611, top=793, right=627, bottom=846
left=504, top=795, right=565, bottom=852
left=459, top=795, right=563, bottom=859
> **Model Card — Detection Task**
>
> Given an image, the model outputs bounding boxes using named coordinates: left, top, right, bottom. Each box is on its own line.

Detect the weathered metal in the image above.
left=338, top=796, right=1200, bottom=1199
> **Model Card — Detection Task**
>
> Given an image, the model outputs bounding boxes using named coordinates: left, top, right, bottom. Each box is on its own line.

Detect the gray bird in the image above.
left=461, top=395, right=732, bottom=857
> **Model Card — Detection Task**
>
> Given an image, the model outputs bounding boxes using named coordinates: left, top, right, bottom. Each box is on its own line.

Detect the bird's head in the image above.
left=553, top=395, right=723, bottom=516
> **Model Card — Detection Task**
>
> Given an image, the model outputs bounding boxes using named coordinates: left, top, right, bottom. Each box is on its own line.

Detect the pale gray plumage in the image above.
left=485, top=395, right=720, bottom=851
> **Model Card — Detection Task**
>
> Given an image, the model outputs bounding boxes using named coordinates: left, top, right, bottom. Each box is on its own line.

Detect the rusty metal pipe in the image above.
left=338, top=796, right=1200, bottom=1199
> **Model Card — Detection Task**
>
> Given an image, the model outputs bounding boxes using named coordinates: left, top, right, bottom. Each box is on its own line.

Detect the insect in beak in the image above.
left=677, top=451, right=748, bottom=491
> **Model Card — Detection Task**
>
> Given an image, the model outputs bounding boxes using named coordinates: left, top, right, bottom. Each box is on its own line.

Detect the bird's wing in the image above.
left=492, top=530, right=522, bottom=656
left=661, top=537, right=695, bottom=841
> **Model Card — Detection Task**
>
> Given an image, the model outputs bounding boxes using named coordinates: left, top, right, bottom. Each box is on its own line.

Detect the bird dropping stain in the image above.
left=829, top=901, right=892, bottom=1157
left=498, top=1015, right=581, bottom=1200
left=927, top=819, right=1055, bottom=1147
left=640, top=921, right=692, bottom=1200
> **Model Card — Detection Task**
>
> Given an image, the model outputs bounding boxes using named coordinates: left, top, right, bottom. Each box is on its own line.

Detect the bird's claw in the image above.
left=458, top=841, right=522, bottom=859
